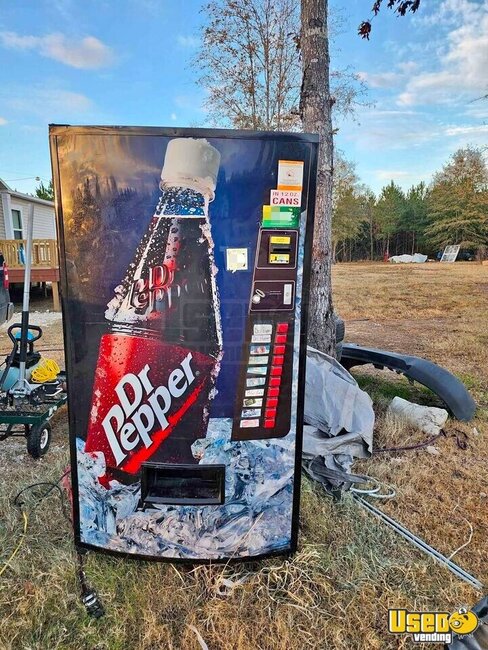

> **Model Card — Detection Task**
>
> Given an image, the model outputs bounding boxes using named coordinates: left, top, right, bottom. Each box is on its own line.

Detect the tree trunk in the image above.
left=370, top=215, right=374, bottom=261
left=300, top=0, right=335, bottom=355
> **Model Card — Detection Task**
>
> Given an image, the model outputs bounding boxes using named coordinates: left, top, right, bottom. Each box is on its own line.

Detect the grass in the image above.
left=0, top=261, right=487, bottom=649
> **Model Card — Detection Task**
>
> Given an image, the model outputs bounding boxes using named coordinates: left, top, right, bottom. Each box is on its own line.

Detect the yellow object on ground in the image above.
left=31, top=359, right=60, bottom=383
left=0, top=510, right=28, bottom=578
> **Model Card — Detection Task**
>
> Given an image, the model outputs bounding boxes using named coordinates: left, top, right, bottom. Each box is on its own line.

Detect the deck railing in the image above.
left=0, top=239, right=59, bottom=268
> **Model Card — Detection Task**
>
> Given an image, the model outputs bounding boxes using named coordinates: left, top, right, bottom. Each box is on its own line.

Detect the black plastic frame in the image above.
left=139, top=462, right=226, bottom=507
left=49, top=124, right=319, bottom=564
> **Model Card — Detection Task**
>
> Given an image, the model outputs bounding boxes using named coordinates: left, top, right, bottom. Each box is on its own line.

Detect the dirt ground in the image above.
left=0, top=261, right=486, bottom=650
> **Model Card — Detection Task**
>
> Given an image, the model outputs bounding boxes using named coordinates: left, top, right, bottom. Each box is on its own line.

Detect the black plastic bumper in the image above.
left=340, top=343, right=476, bottom=421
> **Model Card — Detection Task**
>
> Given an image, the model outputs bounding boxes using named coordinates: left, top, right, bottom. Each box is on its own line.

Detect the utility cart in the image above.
left=0, top=390, right=67, bottom=458
left=0, top=204, right=66, bottom=458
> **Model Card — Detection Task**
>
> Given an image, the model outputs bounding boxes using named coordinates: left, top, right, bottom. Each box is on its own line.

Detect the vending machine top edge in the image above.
left=50, top=125, right=319, bottom=562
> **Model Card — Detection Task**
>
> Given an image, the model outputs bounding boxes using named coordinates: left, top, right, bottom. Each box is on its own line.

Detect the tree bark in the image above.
left=300, top=0, right=335, bottom=355
left=370, top=214, right=374, bottom=261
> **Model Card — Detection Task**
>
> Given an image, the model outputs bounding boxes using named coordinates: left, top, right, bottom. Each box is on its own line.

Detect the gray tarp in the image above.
left=303, top=347, right=375, bottom=486
left=389, top=253, right=428, bottom=263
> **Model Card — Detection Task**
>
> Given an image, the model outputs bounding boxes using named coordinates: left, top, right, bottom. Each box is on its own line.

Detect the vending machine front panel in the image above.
left=50, top=126, right=318, bottom=561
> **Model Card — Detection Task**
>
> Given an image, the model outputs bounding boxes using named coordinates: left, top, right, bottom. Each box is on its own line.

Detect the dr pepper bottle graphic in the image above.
left=85, top=138, right=223, bottom=484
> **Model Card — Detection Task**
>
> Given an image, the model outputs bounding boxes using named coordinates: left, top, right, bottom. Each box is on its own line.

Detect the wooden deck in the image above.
left=0, top=239, right=60, bottom=311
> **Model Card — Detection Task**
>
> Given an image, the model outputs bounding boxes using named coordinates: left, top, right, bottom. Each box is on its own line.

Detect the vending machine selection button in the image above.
left=275, top=334, right=287, bottom=344
left=264, top=418, right=276, bottom=429
left=253, top=323, right=273, bottom=335
left=272, top=355, right=284, bottom=366
left=251, top=334, right=271, bottom=344
left=240, top=419, right=260, bottom=428
left=273, top=344, right=286, bottom=355
left=269, top=377, right=281, bottom=387
left=265, top=408, right=277, bottom=419
left=266, top=397, right=278, bottom=408
left=277, top=322, right=289, bottom=333
left=270, top=366, right=283, bottom=376
left=268, top=387, right=279, bottom=397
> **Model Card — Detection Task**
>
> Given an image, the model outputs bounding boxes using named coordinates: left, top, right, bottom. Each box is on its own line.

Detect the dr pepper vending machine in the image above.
left=50, top=126, right=318, bottom=562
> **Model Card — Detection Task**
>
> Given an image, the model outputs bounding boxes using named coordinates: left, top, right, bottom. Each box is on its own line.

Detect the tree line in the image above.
left=332, top=146, right=488, bottom=262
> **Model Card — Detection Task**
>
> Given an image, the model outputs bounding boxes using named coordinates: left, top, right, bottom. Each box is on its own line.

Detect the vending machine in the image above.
left=50, top=126, right=318, bottom=561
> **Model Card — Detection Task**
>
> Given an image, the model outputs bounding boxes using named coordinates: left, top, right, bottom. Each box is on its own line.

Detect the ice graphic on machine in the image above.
left=50, top=126, right=318, bottom=561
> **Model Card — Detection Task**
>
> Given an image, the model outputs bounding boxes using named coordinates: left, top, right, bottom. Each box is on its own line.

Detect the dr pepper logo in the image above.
left=101, top=354, right=196, bottom=466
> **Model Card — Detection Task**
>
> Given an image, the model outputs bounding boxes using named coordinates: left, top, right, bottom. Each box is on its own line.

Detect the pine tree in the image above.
left=332, top=154, right=371, bottom=261
left=35, top=179, right=54, bottom=201
left=426, top=147, right=488, bottom=249
left=401, top=182, right=429, bottom=254
left=374, top=181, right=406, bottom=257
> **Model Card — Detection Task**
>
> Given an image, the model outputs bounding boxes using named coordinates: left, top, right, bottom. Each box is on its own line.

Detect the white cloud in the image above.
left=397, top=61, right=419, bottom=75
left=465, top=101, right=488, bottom=120
left=358, top=61, right=419, bottom=90
left=417, top=0, right=484, bottom=27
left=4, top=87, right=93, bottom=119
left=375, top=170, right=416, bottom=181
left=344, top=107, right=440, bottom=149
left=0, top=117, right=7, bottom=126
left=171, top=112, right=177, bottom=121
left=396, top=2, right=488, bottom=106
left=358, top=71, right=401, bottom=89
left=177, top=35, right=200, bottom=48
left=345, top=104, right=488, bottom=153
left=0, top=31, right=115, bottom=69
left=443, top=124, right=488, bottom=137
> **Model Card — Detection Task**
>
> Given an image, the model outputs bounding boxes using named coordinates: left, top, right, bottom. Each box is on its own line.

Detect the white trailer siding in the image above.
left=6, top=196, right=56, bottom=240
left=0, top=194, right=6, bottom=238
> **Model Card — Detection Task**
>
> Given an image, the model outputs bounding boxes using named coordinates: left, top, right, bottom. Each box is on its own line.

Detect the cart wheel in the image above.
left=27, top=422, right=52, bottom=458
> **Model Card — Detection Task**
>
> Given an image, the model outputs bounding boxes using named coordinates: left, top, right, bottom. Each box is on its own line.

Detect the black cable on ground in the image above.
left=374, top=430, right=445, bottom=453
left=374, top=428, right=468, bottom=453
left=77, top=552, right=105, bottom=619
left=10, top=468, right=105, bottom=619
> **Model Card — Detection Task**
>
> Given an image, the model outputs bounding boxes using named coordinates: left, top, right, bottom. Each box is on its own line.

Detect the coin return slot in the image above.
left=139, top=462, right=225, bottom=508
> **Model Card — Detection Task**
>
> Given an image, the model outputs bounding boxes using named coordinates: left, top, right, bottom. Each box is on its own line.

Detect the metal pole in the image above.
left=354, top=495, right=484, bottom=592
left=11, top=204, right=34, bottom=397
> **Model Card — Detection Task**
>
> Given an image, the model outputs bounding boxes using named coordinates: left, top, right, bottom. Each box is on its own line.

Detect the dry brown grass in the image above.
left=0, top=262, right=486, bottom=649
left=333, top=261, right=488, bottom=599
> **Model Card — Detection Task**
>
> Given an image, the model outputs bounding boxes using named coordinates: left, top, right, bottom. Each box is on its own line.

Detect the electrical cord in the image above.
left=13, top=480, right=71, bottom=522
left=0, top=510, right=28, bottom=578
left=374, top=430, right=445, bottom=453
left=1, top=471, right=71, bottom=578
left=31, top=359, right=61, bottom=383
left=7, top=468, right=105, bottom=618
left=349, top=476, right=397, bottom=499
left=77, top=552, right=105, bottom=619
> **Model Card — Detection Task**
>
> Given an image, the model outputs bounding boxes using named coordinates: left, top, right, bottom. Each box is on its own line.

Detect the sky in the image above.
left=0, top=0, right=487, bottom=196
